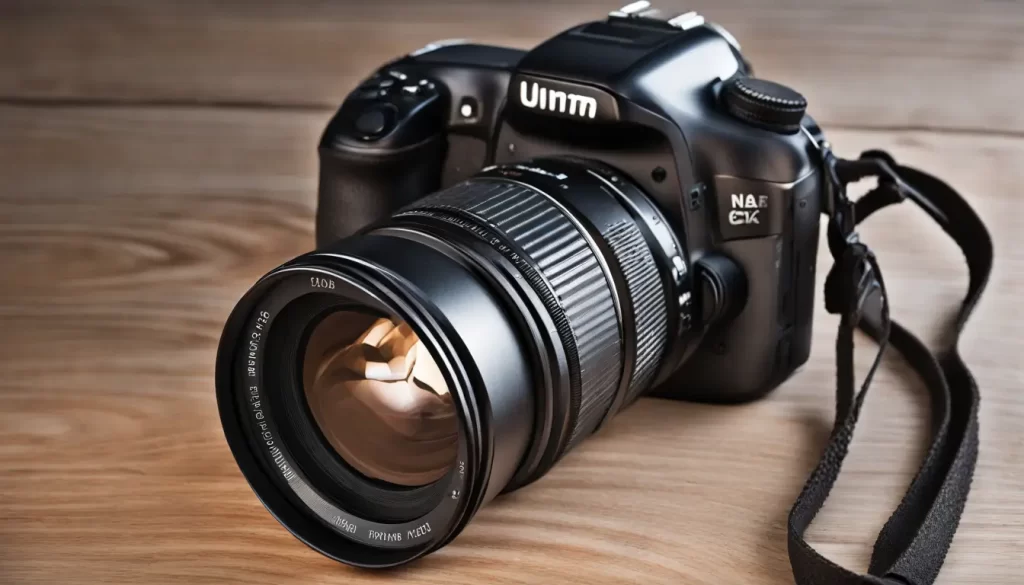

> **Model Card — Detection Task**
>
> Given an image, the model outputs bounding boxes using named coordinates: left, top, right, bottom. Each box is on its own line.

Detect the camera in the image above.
left=217, top=5, right=827, bottom=568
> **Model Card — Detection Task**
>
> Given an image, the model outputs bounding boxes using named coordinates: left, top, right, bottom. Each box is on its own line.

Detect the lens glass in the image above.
left=301, top=310, right=458, bottom=487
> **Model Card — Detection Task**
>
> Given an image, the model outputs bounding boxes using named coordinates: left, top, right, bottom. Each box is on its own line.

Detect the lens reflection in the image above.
left=302, top=310, right=458, bottom=487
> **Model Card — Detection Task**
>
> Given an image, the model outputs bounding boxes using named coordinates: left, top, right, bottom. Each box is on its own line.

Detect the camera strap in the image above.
left=787, top=148, right=993, bottom=585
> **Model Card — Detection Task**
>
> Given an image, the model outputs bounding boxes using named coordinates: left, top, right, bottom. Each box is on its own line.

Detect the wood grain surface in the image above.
left=1, top=2, right=1022, bottom=584
left=2, top=0, right=1023, bottom=133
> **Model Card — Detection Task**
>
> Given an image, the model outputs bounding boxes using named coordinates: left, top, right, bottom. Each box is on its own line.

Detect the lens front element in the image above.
left=302, top=311, right=459, bottom=487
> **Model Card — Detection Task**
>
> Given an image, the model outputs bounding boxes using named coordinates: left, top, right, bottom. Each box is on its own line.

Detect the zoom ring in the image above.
left=601, top=220, right=668, bottom=407
left=406, top=179, right=622, bottom=452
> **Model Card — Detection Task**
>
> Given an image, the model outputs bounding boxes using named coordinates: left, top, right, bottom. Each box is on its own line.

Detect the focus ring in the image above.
left=405, top=179, right=622, bottom=452
left=602, top=220, right=668, bottom=407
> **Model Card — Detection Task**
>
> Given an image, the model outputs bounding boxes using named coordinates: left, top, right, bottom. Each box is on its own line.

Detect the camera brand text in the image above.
left=520, top=81, right=597, bottom=119
left=729, top=193, right=768, bottom=225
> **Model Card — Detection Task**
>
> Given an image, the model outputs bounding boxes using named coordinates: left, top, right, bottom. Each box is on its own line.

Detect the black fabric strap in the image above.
left=787, top=148, right=993, bottom=585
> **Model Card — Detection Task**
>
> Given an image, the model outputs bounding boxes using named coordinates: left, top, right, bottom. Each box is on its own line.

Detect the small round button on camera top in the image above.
left=398, top=79, right=437, bottom=99
left=722, top=77, right=807, bottom=134
left=354, top=77, right=395, bottom=100
left=359, top=76, right=394, bottom=89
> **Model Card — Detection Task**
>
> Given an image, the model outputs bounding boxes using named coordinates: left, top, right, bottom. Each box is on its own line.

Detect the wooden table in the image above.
left=1, top=2, right=1021, bottom=583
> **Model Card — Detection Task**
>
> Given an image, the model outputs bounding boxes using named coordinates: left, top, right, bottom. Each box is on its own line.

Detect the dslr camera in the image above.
left=218, top=5, right=829, bottom=567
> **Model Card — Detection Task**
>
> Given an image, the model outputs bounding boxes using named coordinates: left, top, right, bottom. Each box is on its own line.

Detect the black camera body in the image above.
left=317, top=11, right=823, bottom=403
left=217, top=5, right=987, bottom=574
left=217, top=6, right=988, bottom=572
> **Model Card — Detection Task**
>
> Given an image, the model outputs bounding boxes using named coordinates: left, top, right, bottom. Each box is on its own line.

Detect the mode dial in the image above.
left=722, top=77, right=807, bottom=134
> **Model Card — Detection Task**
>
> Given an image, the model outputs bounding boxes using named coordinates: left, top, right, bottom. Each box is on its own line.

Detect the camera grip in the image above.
left=658, top=170, right=822, bottom=403
left=316, top=137, right=444, bottom=249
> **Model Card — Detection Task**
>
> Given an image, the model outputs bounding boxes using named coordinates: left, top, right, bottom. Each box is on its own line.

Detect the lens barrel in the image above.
left=216, top=158, right=692, bottom=566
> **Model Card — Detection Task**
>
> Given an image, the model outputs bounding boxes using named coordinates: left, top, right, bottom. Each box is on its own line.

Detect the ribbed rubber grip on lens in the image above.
left=602, top=220, right=668, bottom=406
left=407, top=179, right=622, bottom=450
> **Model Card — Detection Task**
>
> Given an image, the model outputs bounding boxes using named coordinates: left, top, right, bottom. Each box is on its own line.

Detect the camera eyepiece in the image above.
left=216, top=158, right=691, bottom=566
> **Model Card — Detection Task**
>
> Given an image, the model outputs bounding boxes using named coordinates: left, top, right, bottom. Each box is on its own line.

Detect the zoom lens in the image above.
left=216, top=158, right=693, bottom=567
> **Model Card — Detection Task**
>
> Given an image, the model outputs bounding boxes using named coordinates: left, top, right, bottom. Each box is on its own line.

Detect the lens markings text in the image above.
left=368, top=530, right=402, bottom=543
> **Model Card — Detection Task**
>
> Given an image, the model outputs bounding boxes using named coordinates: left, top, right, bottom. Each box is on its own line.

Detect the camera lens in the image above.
left=216, top=157, right=693, bottom=567
left=301, top=311, right=458, bottom=487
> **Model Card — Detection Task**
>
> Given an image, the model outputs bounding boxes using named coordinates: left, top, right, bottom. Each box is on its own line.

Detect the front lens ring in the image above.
left=218, top=264, right=484, bottom=565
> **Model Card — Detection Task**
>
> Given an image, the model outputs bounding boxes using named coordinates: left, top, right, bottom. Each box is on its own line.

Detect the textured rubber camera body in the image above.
left=317, top=15, right=824, bottom=403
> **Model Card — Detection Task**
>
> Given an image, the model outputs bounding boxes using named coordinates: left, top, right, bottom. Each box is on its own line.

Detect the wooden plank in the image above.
left=1, top=0, right=1023, bottom=132
left=0, top=105, right=1021, bottom=584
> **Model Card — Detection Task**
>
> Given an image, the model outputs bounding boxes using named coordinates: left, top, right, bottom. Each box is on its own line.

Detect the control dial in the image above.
left=722, top=77, right=807, bottom=134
